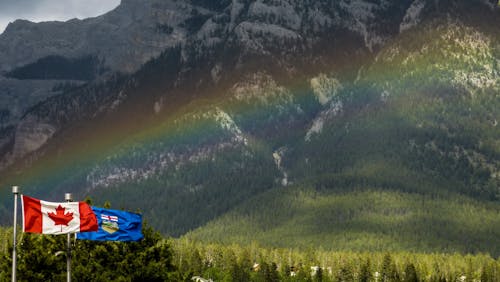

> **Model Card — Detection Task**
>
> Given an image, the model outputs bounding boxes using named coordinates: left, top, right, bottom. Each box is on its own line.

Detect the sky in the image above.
left=0, top=0, right=121, bottom=34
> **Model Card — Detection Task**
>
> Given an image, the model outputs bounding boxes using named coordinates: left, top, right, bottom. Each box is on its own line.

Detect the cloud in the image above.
left=0, top=0, right=120, bottom=33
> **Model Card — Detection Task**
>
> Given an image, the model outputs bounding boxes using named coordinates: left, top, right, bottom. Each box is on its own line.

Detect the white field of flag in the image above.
left=101, top=214, right=118, bottom=221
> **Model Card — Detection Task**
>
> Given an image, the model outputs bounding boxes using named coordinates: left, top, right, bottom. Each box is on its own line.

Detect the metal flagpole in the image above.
left=65, top=193, right=72, bottom=282
left=11, top=186, right=19, bottom=282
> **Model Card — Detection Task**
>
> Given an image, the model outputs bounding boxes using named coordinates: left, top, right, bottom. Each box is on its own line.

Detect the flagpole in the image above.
left=11, top=186, right=19, bottom=282
left=65, top=193, right=72, bottom=282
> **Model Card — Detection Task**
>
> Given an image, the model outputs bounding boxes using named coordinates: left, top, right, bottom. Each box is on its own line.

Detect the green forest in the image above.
left=186, top=187, right=500, bottom=256
left=1, top=226, right=499, bottom=282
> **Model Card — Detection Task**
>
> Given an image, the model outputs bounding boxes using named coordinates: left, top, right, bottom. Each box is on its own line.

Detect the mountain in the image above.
left=0, top=0, right=499, bottom=254
left=0, top=0, right=195, bottom=169
left=185, top=2, right=500, bottom=255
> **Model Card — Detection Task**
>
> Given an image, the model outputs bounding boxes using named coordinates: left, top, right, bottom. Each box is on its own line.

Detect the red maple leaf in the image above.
left=48, top=205, right=74, bottom=226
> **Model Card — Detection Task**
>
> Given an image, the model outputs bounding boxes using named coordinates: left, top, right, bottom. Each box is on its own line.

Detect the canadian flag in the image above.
left=22, top=195, right=98, bottom=235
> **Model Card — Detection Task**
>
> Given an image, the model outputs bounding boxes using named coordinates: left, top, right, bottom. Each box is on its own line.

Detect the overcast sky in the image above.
left=0, top=0, right=121, bottom=34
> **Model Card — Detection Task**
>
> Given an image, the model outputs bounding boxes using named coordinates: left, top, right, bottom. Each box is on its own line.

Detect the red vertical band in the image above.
left=79, top=202, right=98, bottom=232
left=22, top=195, right=42, bottom=233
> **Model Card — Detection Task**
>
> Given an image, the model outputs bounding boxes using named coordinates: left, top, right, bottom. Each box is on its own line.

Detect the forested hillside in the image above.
left=187, top=187, right=500, bottom=255
left=0, top=0, right=498, bottom=260
left=186, top=16, right=500, bottom=255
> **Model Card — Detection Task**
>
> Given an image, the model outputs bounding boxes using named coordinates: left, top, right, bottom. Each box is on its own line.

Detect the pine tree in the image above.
left=381, top=254, right=399, bottom=282
left=359, top=259, right=372, bottom=282
left=294, top=264, right=312, bottom=282
left=227, top=261, right=251, bottom=282
left=480, top=262, right=496, bottom=282
left=337, top=264, right=354, bottom=282
left=268, top=262, right=280, bottom=282
left=403, top=263, right=418, bottom=282
left=314, top=267, right=324, bottom=282
left=189, top=249, right=203, bottom=275
left=0, top=222, right=177, bottom=281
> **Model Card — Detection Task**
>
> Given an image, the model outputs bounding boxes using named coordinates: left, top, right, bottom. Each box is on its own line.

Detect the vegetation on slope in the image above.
left=186, top=186, right=500, bottom=256
left=5, top=55, right=106, bottom=81
left=172, top=240, right=500, bottom=282
left=1, top=224, right=499, bottom=281
left=0, top=225, right=177, bottom=281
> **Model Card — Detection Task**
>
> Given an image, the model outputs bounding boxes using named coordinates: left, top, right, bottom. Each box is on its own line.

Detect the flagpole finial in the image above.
left=65, top=193, right=73, bottom=202
left=12, top=186, right=19, bottom=194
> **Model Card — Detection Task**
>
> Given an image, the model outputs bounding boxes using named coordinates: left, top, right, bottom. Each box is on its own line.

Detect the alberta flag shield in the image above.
left=76, top=207, right=143, bottom=242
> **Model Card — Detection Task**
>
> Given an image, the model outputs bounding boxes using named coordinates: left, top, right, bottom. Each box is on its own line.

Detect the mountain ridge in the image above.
left=0, top=0, right=498, bottom=254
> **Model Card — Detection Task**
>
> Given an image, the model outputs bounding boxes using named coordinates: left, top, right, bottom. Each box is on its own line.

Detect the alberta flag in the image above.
left=76, top=207, right=143, bottom=242
left=22, top=195, right=98, bottom=235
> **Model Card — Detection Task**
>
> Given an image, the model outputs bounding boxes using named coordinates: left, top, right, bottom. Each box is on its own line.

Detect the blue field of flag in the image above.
left=77, top=207, right=143, bottom=242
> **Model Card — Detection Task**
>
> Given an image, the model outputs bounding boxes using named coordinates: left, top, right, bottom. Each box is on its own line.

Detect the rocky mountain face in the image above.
left=0, top=0, right=192, bottom=73
left=0, top=0, right=195, bottom=168
left=0, top=0, right=499, bottom=246
left=0, top=0, right=418, bottom=170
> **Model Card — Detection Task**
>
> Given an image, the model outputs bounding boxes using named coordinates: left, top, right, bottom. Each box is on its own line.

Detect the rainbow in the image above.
left=0, top=18, right=497, bottom=213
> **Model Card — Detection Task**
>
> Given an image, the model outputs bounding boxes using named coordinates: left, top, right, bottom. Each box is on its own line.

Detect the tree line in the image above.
left=172, top=239, right=500, bottom=282
left=1, top=225, right=499, bottom=281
